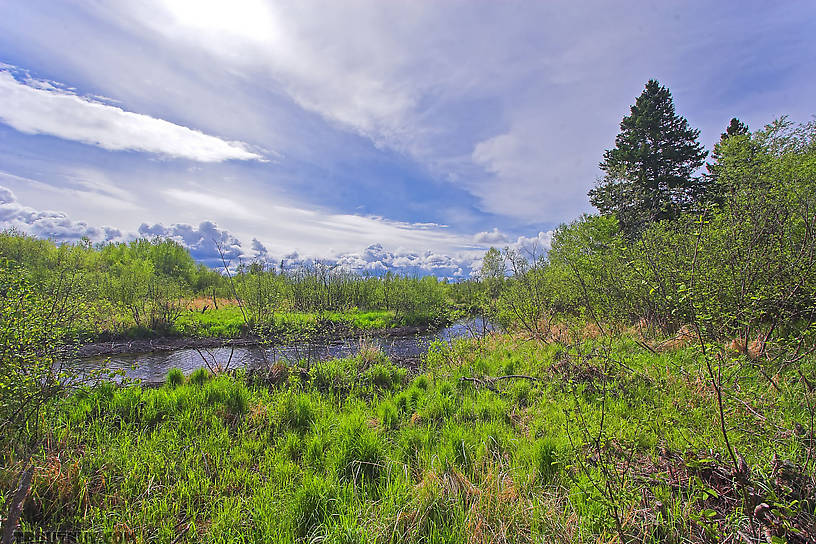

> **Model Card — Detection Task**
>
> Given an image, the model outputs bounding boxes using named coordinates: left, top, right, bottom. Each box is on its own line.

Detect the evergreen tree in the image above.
left=705, top=118, right=751, bottom=205
left=706, top=117, right=749, bottom=177
left=589, top=80, right=708, bottom=235
left=721, top=117, right=750, bottom=140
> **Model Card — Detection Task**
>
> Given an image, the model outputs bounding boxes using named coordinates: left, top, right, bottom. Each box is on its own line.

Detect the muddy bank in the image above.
left=73, top=322, right=438, bottom=358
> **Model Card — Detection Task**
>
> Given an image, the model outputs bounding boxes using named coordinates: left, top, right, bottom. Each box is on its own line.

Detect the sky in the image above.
left=0, top=1, right=814, bottom=277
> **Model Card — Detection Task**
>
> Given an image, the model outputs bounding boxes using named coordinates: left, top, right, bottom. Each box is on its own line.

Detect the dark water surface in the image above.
left=69, top=318, right=494, bottom=384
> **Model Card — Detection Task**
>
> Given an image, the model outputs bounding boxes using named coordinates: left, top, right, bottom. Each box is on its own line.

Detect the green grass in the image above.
left=324, top=310, right=396, bottom=329
left=74, top=304, right=448, bottom=342
left=174, top=306, right=248, bottom=337
left=10, top=331, right=816, bottom=542
left=172, top=308, right=413, bottom=339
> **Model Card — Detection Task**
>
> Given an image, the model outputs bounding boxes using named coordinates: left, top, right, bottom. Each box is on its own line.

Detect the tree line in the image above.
left=0, top=233, right=453, bottom=338
left=483, top=80, right=816, bottom=348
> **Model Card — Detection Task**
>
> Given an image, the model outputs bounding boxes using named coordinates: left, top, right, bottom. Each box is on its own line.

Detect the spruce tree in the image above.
left=707, top=117, right=749, bottom=178
left=589, top=80, right=708, bottom=235
left=705, top=117, right=752, bottom=205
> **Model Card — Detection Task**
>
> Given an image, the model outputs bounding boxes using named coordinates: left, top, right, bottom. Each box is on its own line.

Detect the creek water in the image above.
left=69, top=317, right=495, bottom=384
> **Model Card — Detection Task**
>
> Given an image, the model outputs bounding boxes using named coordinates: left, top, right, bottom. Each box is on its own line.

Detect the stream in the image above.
left=69, top=317, right=495, bottom=384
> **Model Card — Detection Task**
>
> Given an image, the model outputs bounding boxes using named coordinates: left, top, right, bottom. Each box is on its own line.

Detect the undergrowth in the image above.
left=6, top=331, right=815, bottom=543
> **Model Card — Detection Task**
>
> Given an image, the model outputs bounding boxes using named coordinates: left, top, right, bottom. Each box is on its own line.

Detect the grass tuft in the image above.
left=166, top=367, right=184, bottom=388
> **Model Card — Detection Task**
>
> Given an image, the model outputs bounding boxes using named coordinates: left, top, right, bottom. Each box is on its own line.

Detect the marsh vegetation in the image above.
left=2, top=83, right=815, bottom=542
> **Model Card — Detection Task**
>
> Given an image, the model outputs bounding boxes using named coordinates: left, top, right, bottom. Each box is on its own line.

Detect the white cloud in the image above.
left=0, top=184, right=122, bottom=242
left=3, top=1, right=810, bottom=229
left=0, top=169, right=143, bottom=213
left=251, top=237, right=269, bottom=258
left=162, top=188, right=260, bottom=219
left=511, top=231, right=553, bottom=259
left=138, top=221, right=244, bottom=266
left=473, top=227, right=509, bottom=244
left=4, top=0, right=808, bottom=260
left=0, top=68, right=263, bottom=162
left=2, top=181, right=552, bottom=278
left=295, top=243, right=479, bottom=279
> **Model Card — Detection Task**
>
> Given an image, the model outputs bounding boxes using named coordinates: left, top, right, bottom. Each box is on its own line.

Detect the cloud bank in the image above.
left=2, top=184, right=551, bottom=278
left=0, top=185, right=121, bottom=242
left=138, top=221, right=245, bottom=267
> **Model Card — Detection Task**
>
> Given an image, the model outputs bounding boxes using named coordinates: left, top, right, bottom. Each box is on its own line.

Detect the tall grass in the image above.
left=11, top=330, right=816, bottom=542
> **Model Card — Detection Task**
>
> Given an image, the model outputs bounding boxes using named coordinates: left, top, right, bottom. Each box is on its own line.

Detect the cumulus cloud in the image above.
left=1, top=182, right=547, bottom=279
left=511, top=231, right=553, bottom=259
left=252, top=242, right=479, bottom=279
left=251, top=237, right=269, bottom=258
left=138, top=221, right=245, bottom=267
left=0, top=67, right=263, bottom=162
left=331, top=243, right=476, bottom=278
left=473, top=227, right=509, bottom=244
left=0, top=184, right=121, bottom=242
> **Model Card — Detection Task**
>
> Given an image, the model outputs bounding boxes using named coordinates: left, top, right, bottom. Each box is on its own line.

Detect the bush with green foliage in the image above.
left=0, top=232, right=457, bottom=340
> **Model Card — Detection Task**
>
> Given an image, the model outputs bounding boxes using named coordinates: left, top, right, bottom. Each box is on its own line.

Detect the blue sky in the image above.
left=1, top=1, right=814, bottom=276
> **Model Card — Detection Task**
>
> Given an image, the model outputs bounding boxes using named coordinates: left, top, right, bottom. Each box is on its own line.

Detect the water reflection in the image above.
left=69, top=318, right=495, bottom=384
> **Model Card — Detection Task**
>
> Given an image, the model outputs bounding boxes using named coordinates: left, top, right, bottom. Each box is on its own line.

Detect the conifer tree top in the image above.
left=589, top=79, right=708, bottom=235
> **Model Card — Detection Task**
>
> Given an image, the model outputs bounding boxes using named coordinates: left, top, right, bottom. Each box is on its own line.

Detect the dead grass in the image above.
left=396, top=466, right=533, bottom=544
left=653, top=324, right=697, bottom=352
left=187, top=297, right=237, bottom=311
left=357, top=337, right=384, bottom=365
left=725, top=335, right=767, bottom=360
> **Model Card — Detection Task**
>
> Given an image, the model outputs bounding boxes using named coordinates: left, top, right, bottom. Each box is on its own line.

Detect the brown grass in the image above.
left=396, top=466, right=532, bottom=544
left=187, top=297, right=238, bottom=311
left=357, top=337, right=384, bottom=365
left=654, top=324, right=697, bottom=352
left=726, top=334, right=766, bottom=359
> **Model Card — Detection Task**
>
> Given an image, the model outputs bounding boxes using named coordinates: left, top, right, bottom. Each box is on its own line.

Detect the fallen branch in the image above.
left=2, top=462, right=34, bottom=544
left=459, top=374, right=541, bottom=391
